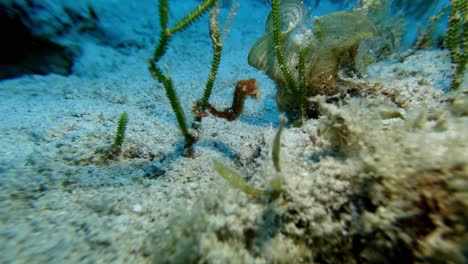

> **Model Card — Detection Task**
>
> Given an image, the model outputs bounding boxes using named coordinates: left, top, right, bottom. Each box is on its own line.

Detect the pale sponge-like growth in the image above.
left=143, top=82, right=468, bottom=262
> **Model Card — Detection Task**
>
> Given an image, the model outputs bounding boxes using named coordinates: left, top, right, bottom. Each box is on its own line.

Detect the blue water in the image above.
left=0, top=0, right=452, bottom=81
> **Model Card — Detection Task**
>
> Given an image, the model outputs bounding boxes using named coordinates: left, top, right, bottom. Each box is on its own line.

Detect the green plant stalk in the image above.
left=459, top=0, right=467, bottom=87
left=199, top=42, right=222, bottom=114
left=447, top=0, right=467, bottom=90
left=149, top=61, right=193, bottom=152
left=195, top=8, right=223, bottom=125
left=149, top=0, right=216, bottom=155
left=298, top=49, right=306, bottom=122
left=271, top=0, right=298, bottom=94
left=152, top=0, right=170, bottom=63
left=114, top=112, right=129, bottom=147
left=169, top=0, right=216, bottom=35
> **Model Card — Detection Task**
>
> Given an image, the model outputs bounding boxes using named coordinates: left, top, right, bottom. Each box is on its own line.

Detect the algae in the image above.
left=248, top=0, right=376, bottom=119
left=145, top=59, right=468, bottom=262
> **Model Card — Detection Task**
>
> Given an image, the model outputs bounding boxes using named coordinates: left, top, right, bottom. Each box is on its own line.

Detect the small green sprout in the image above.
left=114, top=111, right=128, bottom=148
left=98, top=112, right=129, bottom=163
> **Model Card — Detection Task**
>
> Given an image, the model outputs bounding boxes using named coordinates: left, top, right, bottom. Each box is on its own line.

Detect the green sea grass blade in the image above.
left=214, top=161, right=266, bottom=197
left=272, top=116, right=287, bottom=172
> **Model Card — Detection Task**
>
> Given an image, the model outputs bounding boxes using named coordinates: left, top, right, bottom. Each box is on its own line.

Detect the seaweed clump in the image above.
left=248, top=0, right=376, bottom=120
left=144, top=87, right=468, bottom=263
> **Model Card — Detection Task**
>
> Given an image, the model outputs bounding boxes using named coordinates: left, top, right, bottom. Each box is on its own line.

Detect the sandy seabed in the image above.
left=0, top=0, right=467, bottom=263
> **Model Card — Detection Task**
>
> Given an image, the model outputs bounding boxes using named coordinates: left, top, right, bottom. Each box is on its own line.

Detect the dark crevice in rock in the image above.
left=0, top=4, right=77, bottom=80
